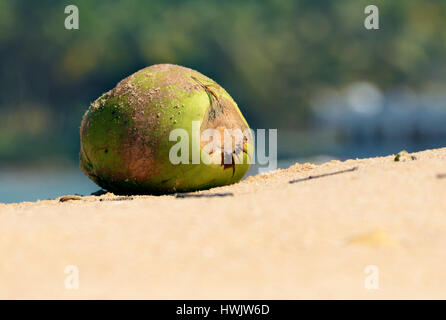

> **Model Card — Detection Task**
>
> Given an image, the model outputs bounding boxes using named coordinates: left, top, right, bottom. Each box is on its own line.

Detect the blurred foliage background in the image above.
left=1, top=0, right=446, bottom=167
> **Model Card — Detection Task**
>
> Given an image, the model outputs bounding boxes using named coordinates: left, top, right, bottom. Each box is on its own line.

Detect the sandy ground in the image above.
left=1, top=148, right=446, bottom=299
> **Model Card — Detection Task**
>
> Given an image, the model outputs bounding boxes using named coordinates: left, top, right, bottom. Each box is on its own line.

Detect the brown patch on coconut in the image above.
left=192, top=76, right=251, bottom=175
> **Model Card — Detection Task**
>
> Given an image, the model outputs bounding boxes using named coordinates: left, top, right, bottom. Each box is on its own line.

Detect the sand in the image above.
left=1, top=148, right=446, bottom=299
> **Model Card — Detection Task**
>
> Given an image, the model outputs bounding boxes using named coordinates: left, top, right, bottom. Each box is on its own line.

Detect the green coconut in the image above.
left=80, top=64, right=252, bottom=194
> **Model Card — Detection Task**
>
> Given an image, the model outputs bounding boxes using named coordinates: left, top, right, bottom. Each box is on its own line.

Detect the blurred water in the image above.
left=0, top=166, right=98, bottom=204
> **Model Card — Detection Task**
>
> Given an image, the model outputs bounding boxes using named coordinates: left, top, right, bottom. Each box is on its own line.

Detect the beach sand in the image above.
left=1, top=148, right=446, bottom=299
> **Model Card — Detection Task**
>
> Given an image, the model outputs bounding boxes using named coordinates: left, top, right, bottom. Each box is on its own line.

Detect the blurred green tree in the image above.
left=1, top=0, right=446, bottom=162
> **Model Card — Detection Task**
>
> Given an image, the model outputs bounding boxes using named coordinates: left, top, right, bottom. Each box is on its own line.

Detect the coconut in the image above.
left=79, top=64, right=252, bottom=194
